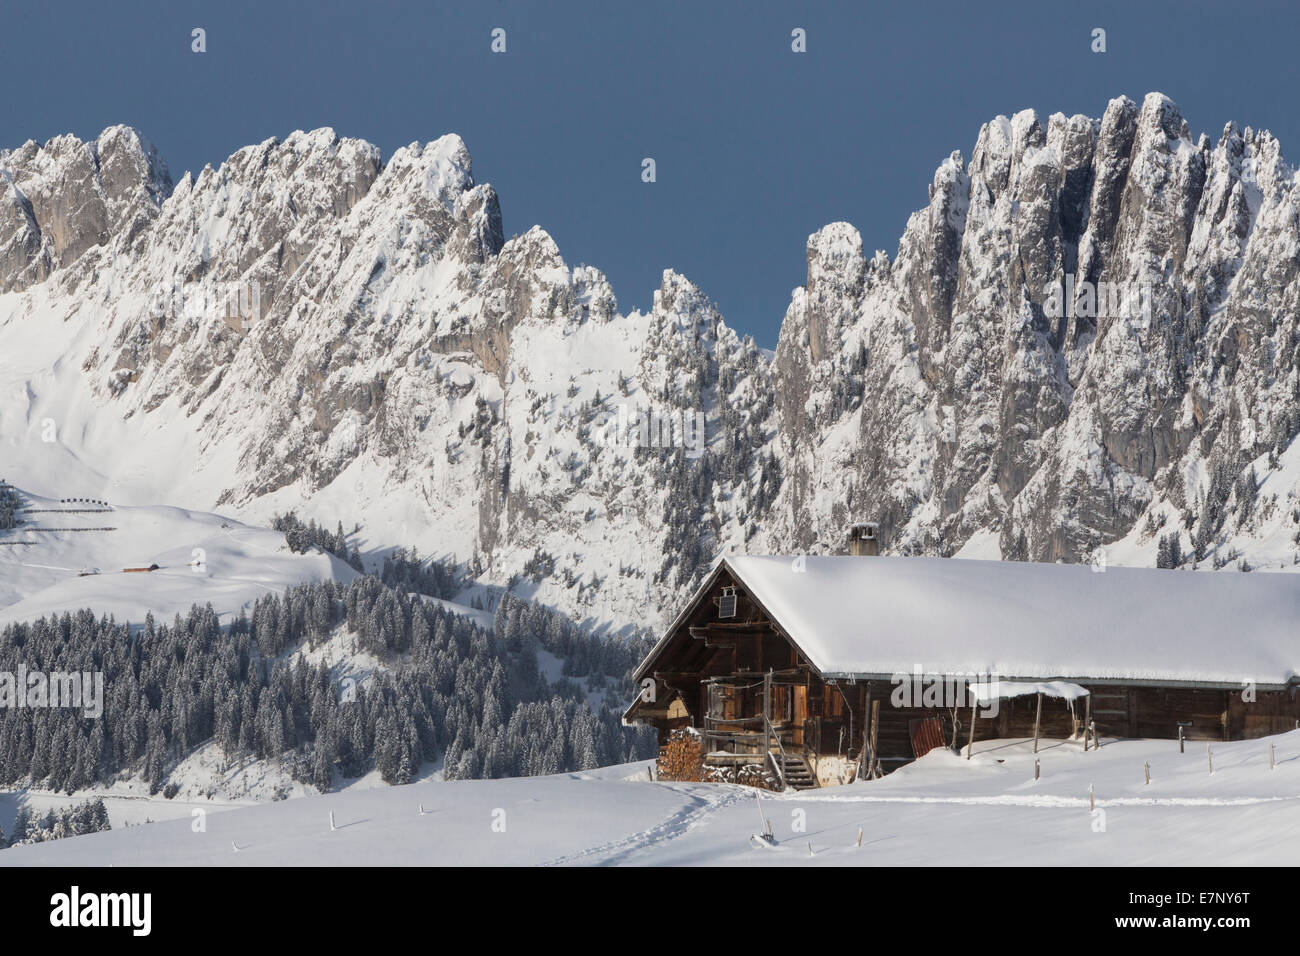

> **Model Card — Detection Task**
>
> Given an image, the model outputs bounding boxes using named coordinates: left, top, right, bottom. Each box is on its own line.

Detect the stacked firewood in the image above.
left=656, top=728, right=703, bottom=781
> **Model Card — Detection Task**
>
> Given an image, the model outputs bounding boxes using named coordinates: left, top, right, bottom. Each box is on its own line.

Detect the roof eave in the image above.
left=819, top=672, right=1299, bottom=693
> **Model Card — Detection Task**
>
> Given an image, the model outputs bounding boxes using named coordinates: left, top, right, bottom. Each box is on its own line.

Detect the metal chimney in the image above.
left=848, top=522, right=880, bottom=556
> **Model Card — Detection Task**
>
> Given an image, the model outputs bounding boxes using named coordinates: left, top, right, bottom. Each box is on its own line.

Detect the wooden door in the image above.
left=1089, top=688, right=1130, bottom=739
left=793, top=685, right=807, bottom=747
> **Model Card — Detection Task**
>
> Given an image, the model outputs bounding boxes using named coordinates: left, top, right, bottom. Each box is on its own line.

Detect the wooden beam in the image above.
left=966, top=702, right=977, bottom=759
left=763, top=670, right=772, bottom=758
left=1032, top=691, right=1044, bottom=754
left=861, top=689, right=872, bottom=778
left=868, top=699, right=881, bottom=778
left=653, top=671, right=708, bottom=683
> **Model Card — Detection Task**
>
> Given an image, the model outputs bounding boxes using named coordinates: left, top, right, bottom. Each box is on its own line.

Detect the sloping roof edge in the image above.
left=623, top=559, right=731, bottom=724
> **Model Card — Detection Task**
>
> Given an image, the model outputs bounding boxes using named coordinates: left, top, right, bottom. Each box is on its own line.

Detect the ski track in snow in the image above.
left=540, top=783, right=750, bottom=866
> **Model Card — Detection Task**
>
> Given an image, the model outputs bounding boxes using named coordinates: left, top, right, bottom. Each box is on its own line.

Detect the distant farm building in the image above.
left=625, top=546, right=1300, bottom=790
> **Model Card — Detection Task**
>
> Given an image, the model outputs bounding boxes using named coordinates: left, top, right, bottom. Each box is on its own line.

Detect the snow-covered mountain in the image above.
left=5, top=92, right=1300, bottom=632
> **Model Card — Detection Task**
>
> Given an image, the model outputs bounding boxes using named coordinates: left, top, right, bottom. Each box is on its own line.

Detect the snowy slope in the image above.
left=0, top=486, right=357, bottom=627
left=4, top=731, right=1298, bottom=865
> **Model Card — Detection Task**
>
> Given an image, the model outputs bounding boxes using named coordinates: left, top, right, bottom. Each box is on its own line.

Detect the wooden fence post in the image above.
left=869, top=699, right=881, bottom=778
left=860, top=689, right=872, bottom=778
left=966, top=701, right=977, bottom=760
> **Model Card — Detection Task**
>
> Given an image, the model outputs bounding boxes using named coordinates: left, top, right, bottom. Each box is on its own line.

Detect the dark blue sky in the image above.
left=5, top=0, right=1298, bottom=347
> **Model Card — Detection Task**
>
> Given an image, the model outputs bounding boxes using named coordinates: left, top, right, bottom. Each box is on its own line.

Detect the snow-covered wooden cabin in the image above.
left=624, top=552, right=1300, bottom=789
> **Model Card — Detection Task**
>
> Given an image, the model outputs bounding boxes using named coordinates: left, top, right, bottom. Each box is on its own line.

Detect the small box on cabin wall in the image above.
left=717, top=586, right=737, bottom=618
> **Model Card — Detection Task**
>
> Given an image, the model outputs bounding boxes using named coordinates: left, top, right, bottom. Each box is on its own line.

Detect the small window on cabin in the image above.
left=717, top=586, right=737, bottom=619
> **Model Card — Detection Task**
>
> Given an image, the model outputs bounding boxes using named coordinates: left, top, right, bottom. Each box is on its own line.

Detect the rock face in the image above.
left=0, top=126, right=171, bottom=292
left=4, top=92, right=1300, bottom=631
left=768, top=93, right=1300, bottom=575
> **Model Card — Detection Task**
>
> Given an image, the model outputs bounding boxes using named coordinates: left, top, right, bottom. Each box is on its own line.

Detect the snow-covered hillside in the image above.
left=0, top=497, right=655, bottom=807
left=4, top=731, right=1297, bottom=865
left=6, top=94, right=1300, bottom=633
left=0, top=485, right=357, bottom=628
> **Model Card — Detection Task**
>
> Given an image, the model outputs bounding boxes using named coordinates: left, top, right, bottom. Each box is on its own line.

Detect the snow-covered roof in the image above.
left=968, top=680, right=1090, bottom=703
left=712, top=556, right=1300, bottom=688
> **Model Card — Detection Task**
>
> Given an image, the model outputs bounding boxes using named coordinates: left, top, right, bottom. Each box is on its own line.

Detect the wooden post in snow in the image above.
left=1083, top=694, right=1092, bottom=751
left=860, top=689, right=872, bottom=778
left=966, top=702, right=978, bottom=760
left=1032, top=691, right=1044, bottom=754
left=1179, top=726, right=1185, bottom=753
left=869, top=699, right=881, bottom=778
left=1270, top=742, right=1276, bottom=771
left=1208, top=743, right=1214, bottom=775
left=1144, top=761, right=1150, bottom=786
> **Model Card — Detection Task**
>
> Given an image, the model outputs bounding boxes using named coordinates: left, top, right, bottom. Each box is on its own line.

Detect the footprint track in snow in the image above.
left=540, top=783, right=749, bottom=866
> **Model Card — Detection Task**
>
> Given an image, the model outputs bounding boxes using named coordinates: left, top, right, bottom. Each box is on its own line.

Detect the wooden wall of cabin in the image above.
left=801, top=676, right=865, bottom=760
left=1227, top=688, right=1300, bottom=739
left=1084, top=685, right=1226, bottom=740
left=647, top=679, right=1298, bottom=756
left=1084, top=685, right=1296, bottom=741
left=856, top=682, right=1300, bottom=768
left=635, top=567, right=809, bottom=748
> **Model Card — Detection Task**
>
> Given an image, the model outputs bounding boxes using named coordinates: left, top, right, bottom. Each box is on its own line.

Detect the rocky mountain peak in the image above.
left=0, top=125, right=171, bottom=292
left=5, top=94, right=1300, bottom=634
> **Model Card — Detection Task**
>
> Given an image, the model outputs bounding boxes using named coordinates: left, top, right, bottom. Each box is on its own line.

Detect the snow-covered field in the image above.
left=5, top=731, right=1297, bottom=866
left=0, top=487, right=357, bottom=628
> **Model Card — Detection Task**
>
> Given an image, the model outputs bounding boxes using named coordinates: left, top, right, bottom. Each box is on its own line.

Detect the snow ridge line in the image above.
left=538, top=783, right=749, bottom=866
left=777, top=792, right=1297, bottom=809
